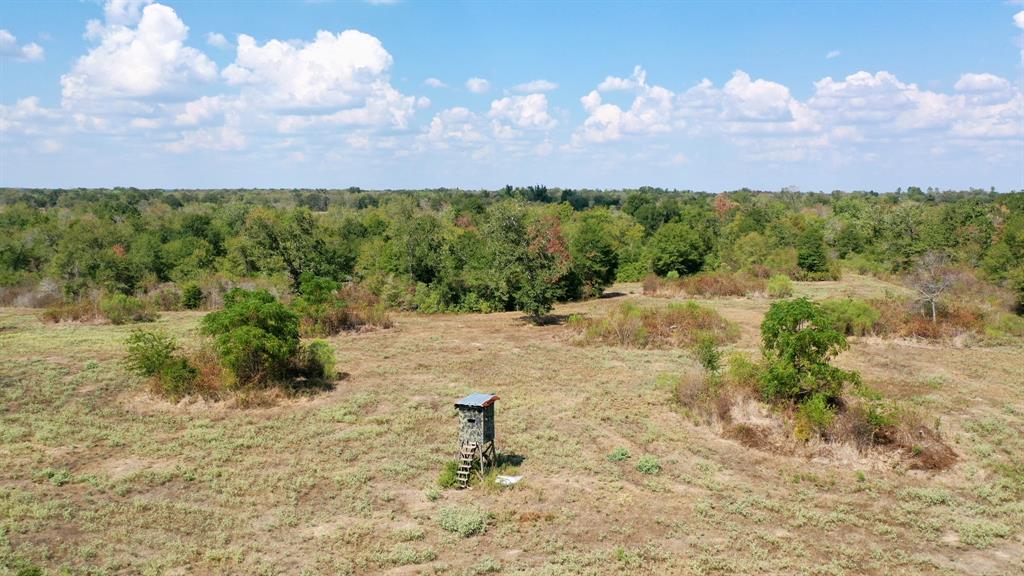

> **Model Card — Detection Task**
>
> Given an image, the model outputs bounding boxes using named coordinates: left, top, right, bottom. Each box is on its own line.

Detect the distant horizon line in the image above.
left=1, top=186, right=1020, bottom=194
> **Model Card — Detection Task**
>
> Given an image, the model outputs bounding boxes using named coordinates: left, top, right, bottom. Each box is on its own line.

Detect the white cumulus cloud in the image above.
left=0, top=29, right=45, bottom=62
left=488, top=94, right=557, bottom=130
left=466, top=77, right=490, bottom=93
left=721, top=71, right=795, bottom=121
left=221, top=29, right=418, bottom=130
left=61, top=2, right=216, bottom=104
left=206, top=32, right=230, bottom=49
left=954, top=73, right=1011, bottom=93
left=571, top=66, right=1022, bottom=164
left=424, top=107, right=486, bottom=144
left=424, top=77, right=446, bottom=88
left=573, top=66, right=679, bottom=144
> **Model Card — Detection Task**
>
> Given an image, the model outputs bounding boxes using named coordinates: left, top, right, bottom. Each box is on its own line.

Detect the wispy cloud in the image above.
left=512, top=79, right=558, bottom=93
left=826, top=50, right=841, bottom=59
left=206, top=32, right=230, bottom=49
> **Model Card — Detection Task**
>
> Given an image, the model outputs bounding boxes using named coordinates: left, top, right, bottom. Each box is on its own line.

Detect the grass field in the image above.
left=1, top=276, right=1022, bottom=575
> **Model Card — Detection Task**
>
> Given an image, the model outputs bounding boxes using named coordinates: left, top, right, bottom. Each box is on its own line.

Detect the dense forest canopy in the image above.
left=1, top=186, right=1022, bottom=316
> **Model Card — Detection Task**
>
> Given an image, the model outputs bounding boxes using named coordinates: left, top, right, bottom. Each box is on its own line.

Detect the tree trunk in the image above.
left=930, top=299, right=937, bottom=324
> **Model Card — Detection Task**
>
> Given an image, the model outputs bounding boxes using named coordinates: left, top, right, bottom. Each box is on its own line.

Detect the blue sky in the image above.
left=1, top=0, right=1023, bottom=190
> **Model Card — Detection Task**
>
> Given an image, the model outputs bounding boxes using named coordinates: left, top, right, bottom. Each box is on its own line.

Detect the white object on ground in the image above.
left=495, top=475, right=522, bottom=486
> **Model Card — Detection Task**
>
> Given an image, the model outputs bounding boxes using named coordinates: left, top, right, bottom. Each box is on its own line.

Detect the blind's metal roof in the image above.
left=454, top=393, right=498, bottom=408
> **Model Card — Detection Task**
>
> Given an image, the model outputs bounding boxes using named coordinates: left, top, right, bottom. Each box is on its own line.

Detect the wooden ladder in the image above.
left=456, top=443, right=477, bottom=489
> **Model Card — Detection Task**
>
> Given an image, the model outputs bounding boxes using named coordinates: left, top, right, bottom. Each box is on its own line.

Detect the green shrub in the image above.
left=99, top=293, right=156, bottom=324
left=759, top=298, right=860, bottom=405
left=607, top=447, right=631, bottom=462
left=695, top=333, right=721, bottom=374
left=201, top=289, right=299, bottom=387
left=156, top=356, right=199, bottom=399
left=635, top=455, right=662, bottom=475
left=983, top=310, right=1024, bottom=341
left=616, top=259, right=649, bottom=282
left=437, top=460, right=459, bottom=488
left=797, top=393, right=836, bottom=438
left=123, top=330, right=178, bottom=377
left=182, top=283, right=204, bottom=310
left=147, top=284, right=182, bottom=311
left=665, top=270, right=680, bottom=280
left=373, top=544, right=437, bottom=567
left=725, top=353, right=761, bottom=390
left=123, top=330, right=198, bottom=399
left=766, top=275, right=793, bottom=298
left=437, top=506, right=489, bottom=537
left=293, top=273, right=353, bottom=336
left=796, top=225, right=829, bottom=274
left=567, top=217, right=619, bottom=298
left=294, top=340, right=336, bottom=380
left=820, top=298, right=881, bottom=336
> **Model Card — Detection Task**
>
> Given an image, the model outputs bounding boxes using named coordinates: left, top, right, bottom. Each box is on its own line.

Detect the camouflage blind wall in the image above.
left=457, top=404, right=494, bottom=446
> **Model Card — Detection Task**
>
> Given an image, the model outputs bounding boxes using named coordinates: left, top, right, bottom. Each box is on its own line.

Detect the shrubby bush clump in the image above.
left=644, top=271, right=765, bottom=298
left=123, top=289, right=338, bottom=402
left=291, top=274, right=392, bottom=336
left=293, top=340, right=336, bottom=380
left=41, top=299, right=101, bottom=323
left=123, top=330, right=199, bottom=400
left=437, top=506, right=489, bottom=537
left=671, top=298, right=955, bottom=468
left=694, top=334, right=721, bottom=374
left=635, top=455, right=662, bottom=475
left=570, top=301, right=738, bottom=349
left=42, top=293, right=156, bottom=325
left=760, top=298, right=860, bottom=406
left=146, top=283, right=182, bottom=311
left=182, top=283, right=205, bottom=310
left=292, top=273, right=347, bottom=336
left=820, top=298, right=882, bottom=336
left=201, top=289, right=301, bottom=386
left=766, top=275, right=793, bottom=298
left=437, top=461, right=459, bottom=488
left=100, top=293, right=157, bottom=325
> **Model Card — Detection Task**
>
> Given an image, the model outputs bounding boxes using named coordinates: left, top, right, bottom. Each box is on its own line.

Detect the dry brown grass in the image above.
left=643, top=271, right=766, bottom=298
left=39, top=298, right=103, bottom=323
left=568, top=300, right=739, bottom=349
left=870, top=297, right=984, bottom=339
left=1, top=275, right=1022, bottom=575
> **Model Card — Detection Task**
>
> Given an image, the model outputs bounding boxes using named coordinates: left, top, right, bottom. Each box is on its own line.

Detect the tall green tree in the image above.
left=648, top=222, right=706, bottom=276
left=796, top=225, right=829, bottom=273
left=473, top=202, right=570, bottom=320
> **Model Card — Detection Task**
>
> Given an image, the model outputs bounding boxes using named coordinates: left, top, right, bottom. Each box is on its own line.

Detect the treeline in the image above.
left=1, top=186, right=1022, bottom=317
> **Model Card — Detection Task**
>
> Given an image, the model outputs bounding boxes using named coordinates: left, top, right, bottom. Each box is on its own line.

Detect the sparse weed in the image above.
left=607, top=447, right=630, bottom=462
left=437, top=506, right=489, bottom=537
left=635, top=455, right=662, bottom=475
